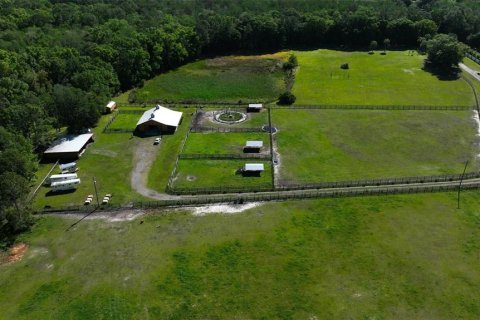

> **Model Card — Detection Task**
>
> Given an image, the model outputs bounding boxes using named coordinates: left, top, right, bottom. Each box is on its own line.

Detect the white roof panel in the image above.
left=106, top=101, right=116, bottom=108
left=51, top=178, right=81, bottom=187
left=244, top=163, right=265, bottom=171
left=248, top=104, right=263, bottom=109
left=246, top=141, right=263, bottom=148
left=59, top=162, right=76, bottom=170
left=44, top=134, right=93, bottom=154
left=49, top=173, right=78, bottom=180
left=136, top=105, right=183, bottom=127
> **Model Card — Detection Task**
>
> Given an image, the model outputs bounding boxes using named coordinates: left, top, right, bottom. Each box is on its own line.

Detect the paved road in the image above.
left=460, top=63, right=480, bottom=82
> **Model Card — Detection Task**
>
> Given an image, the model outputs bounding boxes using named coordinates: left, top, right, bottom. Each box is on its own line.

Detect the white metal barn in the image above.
left=43, top=133, right=94, bottom=161
left=136, top=105, right=183, bottom=134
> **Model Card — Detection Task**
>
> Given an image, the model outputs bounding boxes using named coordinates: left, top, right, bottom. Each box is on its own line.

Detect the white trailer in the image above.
left=51, top=179, right=81, bottom=192
left=59, top=162, right=77, bottom=172
left=46, top=173, right=78, bottom=185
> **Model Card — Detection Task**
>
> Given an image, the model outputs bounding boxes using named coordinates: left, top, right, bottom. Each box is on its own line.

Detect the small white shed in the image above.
left=247, top=104, right=263, bottom=112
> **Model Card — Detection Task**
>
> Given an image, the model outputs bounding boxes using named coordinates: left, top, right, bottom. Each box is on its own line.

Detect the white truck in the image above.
left=50, top=179, right=81, bottom=192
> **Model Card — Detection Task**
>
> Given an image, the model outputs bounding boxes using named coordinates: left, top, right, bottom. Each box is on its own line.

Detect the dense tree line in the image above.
left=1, top=0, right=479, bottom=245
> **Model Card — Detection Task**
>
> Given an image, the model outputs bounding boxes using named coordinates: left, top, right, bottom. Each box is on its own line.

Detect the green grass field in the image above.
left=273, top=109, right=479, bottom=184
left=173, top=159, right=272, bottom=189
left=136, top=53, right=287, bottom=103
left=107, top=112, right=141, bottom=130
left=183, top=132, right=270, bottom=154
left=293, top=50, right=475, bottom=106
left=2, top=192, right=480, bottom=319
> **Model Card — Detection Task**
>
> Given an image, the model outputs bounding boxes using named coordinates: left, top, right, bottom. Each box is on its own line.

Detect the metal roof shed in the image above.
left=248, top=104, right=263, bottom=112
left=245, top=141, right=263, bottom=148
left=244, top=163, right=265, bottom=171
left=105, top=101, right=117, bottom=113
left=43, top=133, right=94, bottom=161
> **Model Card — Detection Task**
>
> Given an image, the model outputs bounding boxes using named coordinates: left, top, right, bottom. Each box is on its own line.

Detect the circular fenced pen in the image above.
left=214, top=109, right=247, bottom=124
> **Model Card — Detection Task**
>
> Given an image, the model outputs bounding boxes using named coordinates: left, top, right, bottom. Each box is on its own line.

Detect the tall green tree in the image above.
left=426, top=33, right=464, bottom=69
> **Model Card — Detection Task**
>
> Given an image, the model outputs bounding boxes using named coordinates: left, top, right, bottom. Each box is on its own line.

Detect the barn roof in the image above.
left=106, top=101, right=116, bottom=109
left=246, top=141, right=263, bottom=148
left=44, top=133, right=93, bottom=154
left=244, top=163, right=265, bottom=171
left=248, top=103, right=263, bottom=109
left=136, top=105, right=183, bottom=127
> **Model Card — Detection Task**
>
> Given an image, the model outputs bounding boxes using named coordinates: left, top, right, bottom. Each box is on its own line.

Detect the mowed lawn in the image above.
left=183, top=132, right=270, bottom=154
left=136, top=53, right=287, bottom=103
left=173, top=160, right=272, bottom=190
left=293, top=49, right=475, bottom=106
left=107, top=112, right=141, bottom=130
left=273, top=109, right=479, bottom=184
left=2, top=192, right=480, bottom=319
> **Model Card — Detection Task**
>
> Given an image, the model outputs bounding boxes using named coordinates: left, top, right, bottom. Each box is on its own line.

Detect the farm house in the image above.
left=43, top=133, right=94, bottom=161
left=136, top=105, right=183, bottom=134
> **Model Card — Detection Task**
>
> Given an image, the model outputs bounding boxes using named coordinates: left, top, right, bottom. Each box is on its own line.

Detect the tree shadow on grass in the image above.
left=45, top=189, right=76, bottom=197
left=422, top=61, right=462, bottom=81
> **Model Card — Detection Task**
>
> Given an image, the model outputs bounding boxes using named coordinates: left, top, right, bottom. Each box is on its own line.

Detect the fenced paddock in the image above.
left=182, top=132, right=270, bottom=155
left=103, top=109, right=140, bottom=133
left=169, top=159, right=273, bottom=191
left=272, top=108, right=479, bottom=184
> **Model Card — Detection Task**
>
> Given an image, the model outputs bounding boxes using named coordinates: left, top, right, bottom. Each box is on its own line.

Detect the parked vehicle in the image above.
left=51, top=179, right=81, bottom=192
left=46, top=173, right=78, bottom=185
left=59, top=162, right=76, bottom=172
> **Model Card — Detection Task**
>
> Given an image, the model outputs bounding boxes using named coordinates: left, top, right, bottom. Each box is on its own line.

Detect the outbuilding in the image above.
left=247, top=104, right=263, bottom=112
left=136, top=105, right=183, bottom=134
left=105, top=101, right=117, bottom=113
left=244, top=140, right=263, bottom=153
left=43, top=133, right=94, bottom=161
left=243, top=163, right=264, bottom=176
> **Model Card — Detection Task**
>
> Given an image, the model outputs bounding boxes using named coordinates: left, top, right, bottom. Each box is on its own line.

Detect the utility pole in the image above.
left=457, top=160, right=469, bottom=209
left=93, top=177, right=100, bottom=208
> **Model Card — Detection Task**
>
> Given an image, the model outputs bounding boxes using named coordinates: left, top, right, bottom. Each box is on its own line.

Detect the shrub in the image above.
left=278, top=92, right=296, bottom=105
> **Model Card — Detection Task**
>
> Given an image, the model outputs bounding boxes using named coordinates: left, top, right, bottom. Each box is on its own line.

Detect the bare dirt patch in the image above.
left=189, top=202, right=263, bottom=216
left=1, top=243, right=28, bottom=265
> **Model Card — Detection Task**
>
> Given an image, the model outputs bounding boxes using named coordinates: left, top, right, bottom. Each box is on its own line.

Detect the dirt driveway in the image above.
left=130, top=138, right=179, bottom=200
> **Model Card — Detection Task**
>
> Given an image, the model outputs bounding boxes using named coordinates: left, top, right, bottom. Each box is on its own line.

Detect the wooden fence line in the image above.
left=37, top=182, right=480, bottom=214
left=179, top=153, right=271, bottom=160
left=190, top=126, right=265, bottom=133
left=275, top=104, right=473, bottom=111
